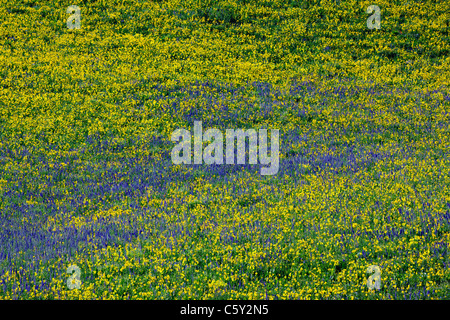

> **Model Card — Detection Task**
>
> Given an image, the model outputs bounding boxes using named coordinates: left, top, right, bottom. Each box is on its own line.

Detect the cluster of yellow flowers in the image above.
left=0, top=0, right=448, bottom=300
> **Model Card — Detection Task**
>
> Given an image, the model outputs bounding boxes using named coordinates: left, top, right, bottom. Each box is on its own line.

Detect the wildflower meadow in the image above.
left=0, top=0, right=449, bottom=300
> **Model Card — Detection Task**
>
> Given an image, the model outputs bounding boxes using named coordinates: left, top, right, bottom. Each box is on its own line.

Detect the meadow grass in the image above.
left=0, top=0, right=449, bottom=299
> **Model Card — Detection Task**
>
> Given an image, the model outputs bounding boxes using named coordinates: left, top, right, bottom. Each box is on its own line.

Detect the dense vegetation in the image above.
left=0, top=0, right=449, bottom=299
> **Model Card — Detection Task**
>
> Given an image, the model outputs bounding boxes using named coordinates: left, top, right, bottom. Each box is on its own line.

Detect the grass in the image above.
left=0, top=0, right=449, bottom=300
